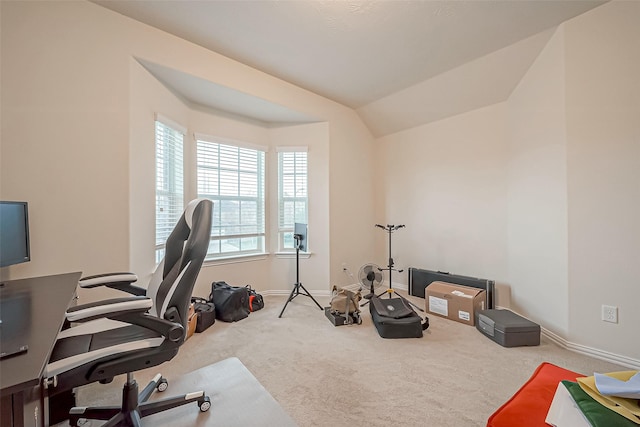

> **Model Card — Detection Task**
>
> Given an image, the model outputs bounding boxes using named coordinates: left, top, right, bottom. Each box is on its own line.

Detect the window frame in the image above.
left=277, top=147, right=309, bottom=253
left=195, top=134, right=267, bottom=261
left=154, top=115, right=186, bottom=264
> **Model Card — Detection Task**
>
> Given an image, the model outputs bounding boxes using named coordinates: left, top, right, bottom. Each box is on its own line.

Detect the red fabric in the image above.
left=487, top=362, right=583, bottom=427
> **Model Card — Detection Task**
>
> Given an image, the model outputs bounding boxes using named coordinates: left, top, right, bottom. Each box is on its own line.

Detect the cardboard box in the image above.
left=426, top=281, right=486, bottom=326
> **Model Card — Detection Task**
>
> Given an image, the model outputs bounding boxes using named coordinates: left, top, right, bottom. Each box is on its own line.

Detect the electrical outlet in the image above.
left=601, top=305, right=618, bottom=323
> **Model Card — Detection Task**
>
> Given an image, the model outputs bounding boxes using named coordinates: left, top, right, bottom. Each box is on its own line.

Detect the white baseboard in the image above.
left=495, top=305, right=640, bottom=370
left=541, top=326, right=640, bottom=370
left=392, top=283, right=408, bottom=292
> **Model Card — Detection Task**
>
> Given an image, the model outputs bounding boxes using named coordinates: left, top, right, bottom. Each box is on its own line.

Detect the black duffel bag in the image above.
left=209, top=281, right=250, bottom=322
left=246, top=285, right=264, bottom=312
left=191, top=297, right=216, bottom=332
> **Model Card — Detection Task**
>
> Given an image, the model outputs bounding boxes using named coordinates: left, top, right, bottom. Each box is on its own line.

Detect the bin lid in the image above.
left=478, top=309, right=540, bottom=333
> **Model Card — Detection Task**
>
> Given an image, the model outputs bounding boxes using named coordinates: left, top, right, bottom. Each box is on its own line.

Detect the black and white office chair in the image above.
left=45, top=198, right=213, bottom=427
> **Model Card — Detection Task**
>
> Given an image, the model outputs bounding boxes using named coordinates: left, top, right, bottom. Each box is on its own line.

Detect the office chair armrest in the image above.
left=114, top=312, right=186, bottom=343
left=66, top=296, right=153, bottom=323
left=79, top=272, right=146, bottom=296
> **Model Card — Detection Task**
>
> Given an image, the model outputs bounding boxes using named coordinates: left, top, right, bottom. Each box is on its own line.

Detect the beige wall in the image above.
left=327, top=111, right=378, bottom=287
left=129, top=58, right=190, bottom=295
left=1, top=1, right=131, bottom=284
left=507, top=26, right=569, bottom=335
left=376, top=103, right=509, bottom=296
left=0, top=1, right=376, bottom=300
left=564, top=1, right=640, bottom=361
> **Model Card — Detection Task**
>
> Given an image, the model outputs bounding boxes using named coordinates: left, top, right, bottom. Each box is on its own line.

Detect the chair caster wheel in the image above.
left=69, top=417, right=87, bottom=427
left=157, top=377, right=168, bottom=392
left=198, top=396, right=211, bottom=412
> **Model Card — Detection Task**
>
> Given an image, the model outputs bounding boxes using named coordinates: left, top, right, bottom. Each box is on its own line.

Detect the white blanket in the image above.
left=545, top=382, right=591, bottom=427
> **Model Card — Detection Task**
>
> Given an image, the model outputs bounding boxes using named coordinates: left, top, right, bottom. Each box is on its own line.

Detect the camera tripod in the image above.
left=279, top=233, right=322, bottom=318
left=363, top=224, right=423, bottom=312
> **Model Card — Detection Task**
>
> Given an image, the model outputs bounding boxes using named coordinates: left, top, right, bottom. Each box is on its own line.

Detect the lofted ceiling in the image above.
left=93, top=0, right=606, bottom=135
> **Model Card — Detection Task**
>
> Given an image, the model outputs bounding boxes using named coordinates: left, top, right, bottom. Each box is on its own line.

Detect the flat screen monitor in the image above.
left=293, top=222, right=307, bottom=252
left=0, top=201, right=31, bottom=267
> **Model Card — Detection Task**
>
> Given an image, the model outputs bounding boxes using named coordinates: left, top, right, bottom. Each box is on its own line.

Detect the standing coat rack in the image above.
left=371, top=224, right=423, bottom=312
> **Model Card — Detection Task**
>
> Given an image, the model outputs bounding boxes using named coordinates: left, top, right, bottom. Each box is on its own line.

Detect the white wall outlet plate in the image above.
left=601, top=305, right=618, bottom=323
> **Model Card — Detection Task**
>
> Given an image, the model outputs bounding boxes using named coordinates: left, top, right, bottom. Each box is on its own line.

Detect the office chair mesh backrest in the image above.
left=147, top=198, right=212, bottom=330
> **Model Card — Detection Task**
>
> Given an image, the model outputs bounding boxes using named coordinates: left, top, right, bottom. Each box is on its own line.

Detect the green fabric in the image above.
left=562, top=381, right=640, bottom=427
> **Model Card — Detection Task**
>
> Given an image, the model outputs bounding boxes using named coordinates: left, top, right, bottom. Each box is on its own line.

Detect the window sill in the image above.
left=203, top=253, right=269, bottom=266
left=274, top=251, right=312, bottom=259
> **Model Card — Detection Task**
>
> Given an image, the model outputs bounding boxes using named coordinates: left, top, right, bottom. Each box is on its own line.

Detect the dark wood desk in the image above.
left=0, top=272, right=80, bottom=427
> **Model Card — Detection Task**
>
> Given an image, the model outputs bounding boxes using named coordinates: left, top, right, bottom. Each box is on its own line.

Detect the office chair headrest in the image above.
left=184, top=198, right=209, bottom=229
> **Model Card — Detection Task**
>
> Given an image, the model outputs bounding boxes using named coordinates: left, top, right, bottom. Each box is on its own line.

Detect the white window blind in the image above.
left=155, top=119, right=184, bottom=263
left=278, top=150, right=308, bottom=251
left=196, top=138, right=265, bottom=258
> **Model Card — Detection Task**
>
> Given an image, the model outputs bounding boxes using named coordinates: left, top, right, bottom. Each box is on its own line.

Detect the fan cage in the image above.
left=358, top=263, right=383, bottom=288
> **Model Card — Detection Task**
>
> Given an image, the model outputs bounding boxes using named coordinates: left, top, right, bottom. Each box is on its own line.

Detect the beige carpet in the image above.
left=72, top=291, right=625, bottom=427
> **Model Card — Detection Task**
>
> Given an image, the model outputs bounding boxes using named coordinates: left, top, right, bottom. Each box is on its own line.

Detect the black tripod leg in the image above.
left=297, top=283, right=323, bottom=310
left=278, top=283, right=300, bottom=318
left=280, top=239, right=321, bottom=316
left=362, top=288, right=387, bottom=306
